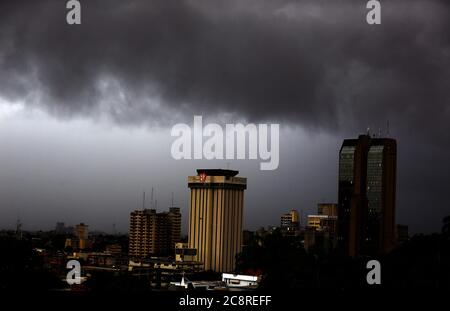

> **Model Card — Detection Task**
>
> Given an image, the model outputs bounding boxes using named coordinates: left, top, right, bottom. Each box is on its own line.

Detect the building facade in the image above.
left=175, top=242, right=197, bottom=262
left=74, top=223, right=89, bottom=250
left=317, top=203, right=338, bottom=217
left=188, top=169, right=247, bottom=272
left=304, top=203, right=338, bottom=253
left=128, top=207, right=181, bottom=258
left=337, top=134, right=397, bottom=257
left=280, top=210, right=300, bottom=236
left=168, top=207, right=182, bottom=249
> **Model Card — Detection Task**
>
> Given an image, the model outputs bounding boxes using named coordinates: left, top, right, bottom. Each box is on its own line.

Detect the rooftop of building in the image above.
left=196, top=169, right=239, bottom=177
left=341, top=134, right=397, bottom=147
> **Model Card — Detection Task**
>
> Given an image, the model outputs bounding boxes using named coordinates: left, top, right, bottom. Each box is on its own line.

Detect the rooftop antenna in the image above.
left=378, top=128, right=382, bottom=138
left=366, top=127, right=370, bottom=136
left=150, top=187, right=154, bottom=209
left=386, top=120, right=390, bottom=137
left=142, top=191, right=146, bottom=210
left=16, top=216, right=23, bottom=240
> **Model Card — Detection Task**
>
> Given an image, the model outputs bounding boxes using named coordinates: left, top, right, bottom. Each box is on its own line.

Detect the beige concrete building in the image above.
left=188, top=169, right=247, bottom=272
left=307, top=215, right=328, bottom=230
left=74, top=223, right=89, bottom=250
left=129, top=209, right=153, bottom=258
left=129, top=207, right=181, bottom=258
left=168, top=207, right=182, bottom=248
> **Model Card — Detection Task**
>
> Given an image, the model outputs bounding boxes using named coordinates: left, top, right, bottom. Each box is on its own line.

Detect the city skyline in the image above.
left=0, top=130, right=445, bottom=236
left=1, top=0, right=450, bottom=235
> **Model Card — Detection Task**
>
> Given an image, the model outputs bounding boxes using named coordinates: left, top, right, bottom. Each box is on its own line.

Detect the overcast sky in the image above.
left=0, top=0, right=449, bottom=234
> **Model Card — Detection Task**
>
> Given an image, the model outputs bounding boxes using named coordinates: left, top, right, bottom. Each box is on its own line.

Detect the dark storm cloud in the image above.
left=0, top=0, right=448, bottom=132
left=0, top=0, right=449, bottom=234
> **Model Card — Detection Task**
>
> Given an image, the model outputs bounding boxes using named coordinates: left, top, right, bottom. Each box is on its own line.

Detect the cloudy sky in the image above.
left=0, top=0, right=449, bottom=234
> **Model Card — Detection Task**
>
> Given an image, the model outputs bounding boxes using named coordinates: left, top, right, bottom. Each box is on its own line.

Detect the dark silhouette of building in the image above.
left=337, top=134, right=396, bottom=257
left=280, top=210, right=300, bottom=236
left=396, top=224, right=409, bottom=244
left=304, top=204, right=338, bottom=252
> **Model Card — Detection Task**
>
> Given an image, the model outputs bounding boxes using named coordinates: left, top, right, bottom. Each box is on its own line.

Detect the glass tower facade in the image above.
left=337, top=135, right=396, bottom=257
left=367, top=145, right=384, bottom=214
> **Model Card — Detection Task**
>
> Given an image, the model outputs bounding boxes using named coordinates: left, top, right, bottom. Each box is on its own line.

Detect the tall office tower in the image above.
left=74, top=223, right=89, bottom=250
left=337, top=134, right=396, bottom=257
left=129, top=207, right=182, bottom=258
left=188, top=169, right=247, bottom=272
left=280, top=210, right=300, bottom=236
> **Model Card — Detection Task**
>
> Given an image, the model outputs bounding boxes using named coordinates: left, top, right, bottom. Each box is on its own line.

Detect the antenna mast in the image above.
left=142, top=191, right=146, bottom=209
left=16, top=218, right=23, bottom=240
left=150, top=187, right=154, bottom=209
left=386, top=120, right=390, bottom=137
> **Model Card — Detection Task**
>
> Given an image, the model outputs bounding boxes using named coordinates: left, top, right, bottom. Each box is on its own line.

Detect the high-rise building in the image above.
left=74, top=223, right=89, bottom=250
left=129, top=209, right=153, bottom=258
left=188, top=169, right=247, bottom=272
left=168, top=207, right=182, bottom=248
left=128, top=207, right=181, bottom=258
left=280, top=210, right=300, bottom=236
left=337, top=134, right=396, bottom=257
